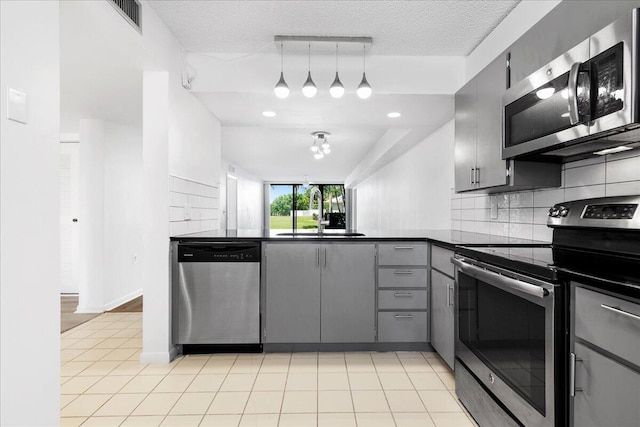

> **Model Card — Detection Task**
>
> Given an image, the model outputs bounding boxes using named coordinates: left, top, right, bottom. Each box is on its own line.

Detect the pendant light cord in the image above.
left=335, top=43, right=339, bottom=71
left=363, top=43, right=366, bottom=72
left=280, top=41, right=284, bottom=72
left=308, top=42, right=311, bottom=71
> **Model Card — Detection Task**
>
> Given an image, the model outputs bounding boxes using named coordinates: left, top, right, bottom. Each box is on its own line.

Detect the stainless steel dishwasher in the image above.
left=174, top=242, right=261, bottom=349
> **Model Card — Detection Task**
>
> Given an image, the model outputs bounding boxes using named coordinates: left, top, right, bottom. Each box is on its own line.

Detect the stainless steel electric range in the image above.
left=452, top=195, right=640, bottom=427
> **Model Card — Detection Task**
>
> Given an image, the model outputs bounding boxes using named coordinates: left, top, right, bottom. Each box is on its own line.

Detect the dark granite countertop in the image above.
left=170, top=229, right=550, bottom=249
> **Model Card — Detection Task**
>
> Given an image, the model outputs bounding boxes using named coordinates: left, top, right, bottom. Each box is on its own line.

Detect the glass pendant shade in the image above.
left=330, top=73, right=345, bottom=98
left=274, top=72, right=290, bottom=98
left=321, top=141, right=330, bottom=149
left=357, top=72, right=372, bottom=99
left=302, top=71, right=317, bottom=98
left=314, top=151, right=324, bottom=159
left=310, top=143, right=319, bottom=152
left=323, top=147, right=331, bottom=154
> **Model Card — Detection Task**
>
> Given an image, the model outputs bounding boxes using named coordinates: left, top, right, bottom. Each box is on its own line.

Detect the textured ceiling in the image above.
left=147, top=0, right=521, bottom=56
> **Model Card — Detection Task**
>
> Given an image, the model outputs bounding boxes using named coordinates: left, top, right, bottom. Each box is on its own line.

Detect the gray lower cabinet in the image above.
left=264, top=243, right=321, bottom=343
left=573, top=342, right=640, bottom=427
left=264, top=243, right=375, bottom=344
left=321, top=244, right=376, bottom=343
left=571, top=283, right=640, bottom=427
left=430, top=269, right=455, bottom=369
left=378, top=312, right=428, bottom=342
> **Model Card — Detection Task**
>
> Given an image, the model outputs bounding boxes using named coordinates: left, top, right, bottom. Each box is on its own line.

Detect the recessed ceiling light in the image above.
left=387, top=112, right=401, bottom=118
left=262, top=111, right=276, bottom=117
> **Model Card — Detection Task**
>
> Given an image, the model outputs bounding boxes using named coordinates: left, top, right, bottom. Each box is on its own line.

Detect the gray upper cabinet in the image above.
left=475, top=56, right=509, bottom=189
left=510, top=1, right=640, bottom=84
left=264, top=243, right=321, bottom=343
left=454, top=55, right=509, bottom=192
left=454, top=79, right=478, bottom=192
left=321, top=244, right=376, bottom=343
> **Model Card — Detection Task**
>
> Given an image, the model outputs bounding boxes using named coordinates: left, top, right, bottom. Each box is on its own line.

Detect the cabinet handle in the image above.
left=394, top=292, right=413, bottom=297
left=324, top=247, right=327, bottom=268
left=569, top=352, right=583, bottom=397
left=447, top=284, right=454, bottom=306
left=600, top=304, right=640, bottom=321
left=475, top=167, right=480, bottom=185
left=394, top=314, right=413, bottom=319
left=394, top=270, right=414, bottom=275
left=470, top=168, right=475, bottom=185
left=316, top=247, right=320, bottom=267
left=393, top=246, right=414, bottom=250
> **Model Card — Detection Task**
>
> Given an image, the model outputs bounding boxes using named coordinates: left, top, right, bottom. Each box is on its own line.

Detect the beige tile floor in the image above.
left=61, top=312, right=477, bottom=427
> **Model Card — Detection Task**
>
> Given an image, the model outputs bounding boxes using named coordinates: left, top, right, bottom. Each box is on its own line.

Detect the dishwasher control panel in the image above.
left=178, top=242, right=261, bottom=262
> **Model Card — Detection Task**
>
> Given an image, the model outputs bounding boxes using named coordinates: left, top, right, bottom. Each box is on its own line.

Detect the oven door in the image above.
left=453, top=257, right=559, bottom=427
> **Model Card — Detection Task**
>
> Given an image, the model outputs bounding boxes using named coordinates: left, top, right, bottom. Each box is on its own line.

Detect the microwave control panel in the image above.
left=582, top=204, right=637, bottom=220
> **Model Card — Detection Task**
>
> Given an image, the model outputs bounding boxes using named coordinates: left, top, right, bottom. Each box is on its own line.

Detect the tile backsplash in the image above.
left=169, top=175, right=220, bottom=236
left=451, top=151, right=640, bottom=242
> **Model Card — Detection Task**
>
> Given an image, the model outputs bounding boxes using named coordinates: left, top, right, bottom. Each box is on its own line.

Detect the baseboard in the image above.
left=103, top=289, right=143, bottom=312
left=75, top=304, right=104, bottom=314
left=140, top=346, right=179, bottom=364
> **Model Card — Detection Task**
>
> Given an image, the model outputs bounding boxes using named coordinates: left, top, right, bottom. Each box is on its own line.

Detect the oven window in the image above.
left=458, top=273, right=546, bottom=415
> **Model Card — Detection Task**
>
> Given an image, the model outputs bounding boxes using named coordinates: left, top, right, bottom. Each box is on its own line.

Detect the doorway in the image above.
left=226, top=174, right=238, bottom=229
left=59, top=141, right=79, bottom=294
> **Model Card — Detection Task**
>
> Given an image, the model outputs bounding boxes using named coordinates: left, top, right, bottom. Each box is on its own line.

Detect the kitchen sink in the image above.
left=277, top=232, right=366, bottom=237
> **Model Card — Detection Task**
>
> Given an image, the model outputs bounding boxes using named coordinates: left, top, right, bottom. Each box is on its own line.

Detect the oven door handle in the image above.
left=451, top=257, right=550, bottom=299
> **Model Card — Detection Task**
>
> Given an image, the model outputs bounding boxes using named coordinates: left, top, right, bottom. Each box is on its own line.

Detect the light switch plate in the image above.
left=184, top=205, right=192, bottom=221
left=7, top=88, right=27, bottom=124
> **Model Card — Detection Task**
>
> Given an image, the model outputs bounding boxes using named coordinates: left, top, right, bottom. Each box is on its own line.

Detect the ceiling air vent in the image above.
left=108, top=0, right=142, bottom=33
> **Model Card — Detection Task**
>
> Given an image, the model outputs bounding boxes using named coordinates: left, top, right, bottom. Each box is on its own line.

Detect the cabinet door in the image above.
left=475, top=55, right=508, bottom=190
left=265, top=244, right=320, bottom=343
left=573, top=342, right=640, bottom=427
left=321, top=244, right=375, bottom=343
left=430, top=269, right=455, bottom=369
left=454, top=78, right=477, bottom=192
left=510, top=1, right=640, bottom=84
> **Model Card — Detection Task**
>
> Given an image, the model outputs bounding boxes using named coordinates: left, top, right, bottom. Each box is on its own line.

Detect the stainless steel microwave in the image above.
left=502, top=8, right=640, bottom=160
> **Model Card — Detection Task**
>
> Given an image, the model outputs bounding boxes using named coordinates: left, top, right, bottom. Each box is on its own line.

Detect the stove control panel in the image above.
left=582, top=204, right=637, bottom=220
left=548, top=196, right=640, bottom=229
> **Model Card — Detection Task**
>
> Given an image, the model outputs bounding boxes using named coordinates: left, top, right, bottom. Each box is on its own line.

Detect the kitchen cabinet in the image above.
left=570, top=284, right=640, bottom=427
left=509, top=1, right=640, bottom=84
left=264, top=242, right=375, bottom=344
left=264, top=243, right=321, bottom=343
left=321, top=244, right=376, bottom=343
left=377, top=242, right=429, bottom=343
left=454, top=53, right=561, bottom=193
left=430, top=246, right=455, bottom=370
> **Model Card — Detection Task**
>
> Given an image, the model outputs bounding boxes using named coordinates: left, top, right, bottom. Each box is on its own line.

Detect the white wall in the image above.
left=0, top=1, right=60, bottom=425
left=356, top=121, right=454, bottom=230
left=104, top=122, right=143, bottom=308
left=220, top=160, right=264, bottom=230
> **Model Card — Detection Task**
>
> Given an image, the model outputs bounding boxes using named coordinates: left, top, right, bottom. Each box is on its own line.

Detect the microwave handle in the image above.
left=568, top=62, right=583, bottom=125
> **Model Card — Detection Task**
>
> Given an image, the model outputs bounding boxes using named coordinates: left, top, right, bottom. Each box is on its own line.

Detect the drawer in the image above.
left=378, top=242, right=428, bottom=266
left=431, top=245, right=454, bottom=277
left=378, top=311, right=428, bottom=342
left=575, top=286, right=640, bottom=367
left=378, top=290, right=428, bottom=310
left=378, top=268, right=427, bottom=288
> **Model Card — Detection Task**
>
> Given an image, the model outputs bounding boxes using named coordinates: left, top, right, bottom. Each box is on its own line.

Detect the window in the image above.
left=268, top=183, right=346, bottom=230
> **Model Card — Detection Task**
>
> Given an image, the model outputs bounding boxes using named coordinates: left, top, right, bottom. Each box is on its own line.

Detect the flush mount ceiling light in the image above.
left=357, top=43, right=373, bottom=99
left=311, top=131, right=331, bottom=159
left=273, top=42, right=290, bottom=99
left=302, top=43, right=317, bottom=98
left=273, top=35, right=372, bottom=99
left=262, top=111, right=276, bottom=117
left=387, top=112, right=401, bottom=118
left=329, top=43, right=345, bottom=98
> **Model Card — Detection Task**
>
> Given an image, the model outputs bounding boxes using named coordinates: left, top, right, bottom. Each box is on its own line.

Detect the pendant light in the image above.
left=273, top=42, right=290, bottom=99
left=302, top=42, right=317, bottom=98
left=329, top=43, right=345, bottom=98
left=357, top=44, right=372, bottom=99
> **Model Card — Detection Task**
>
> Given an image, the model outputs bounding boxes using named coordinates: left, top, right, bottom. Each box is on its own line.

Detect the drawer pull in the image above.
left=394, top=314, right=414, bottom=319
left=393, top=246, right=414, bottom=250
left=600, top=304, right=640, bottom=321
left=394, top=270, right=414, bottom=275
left=394, top=292, right=413, bottom=297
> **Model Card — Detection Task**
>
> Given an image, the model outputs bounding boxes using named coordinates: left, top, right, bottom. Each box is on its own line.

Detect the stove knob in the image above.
left=548, top=207, right=557, bottom=217
left=559, top=207, right=569, bottom=217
